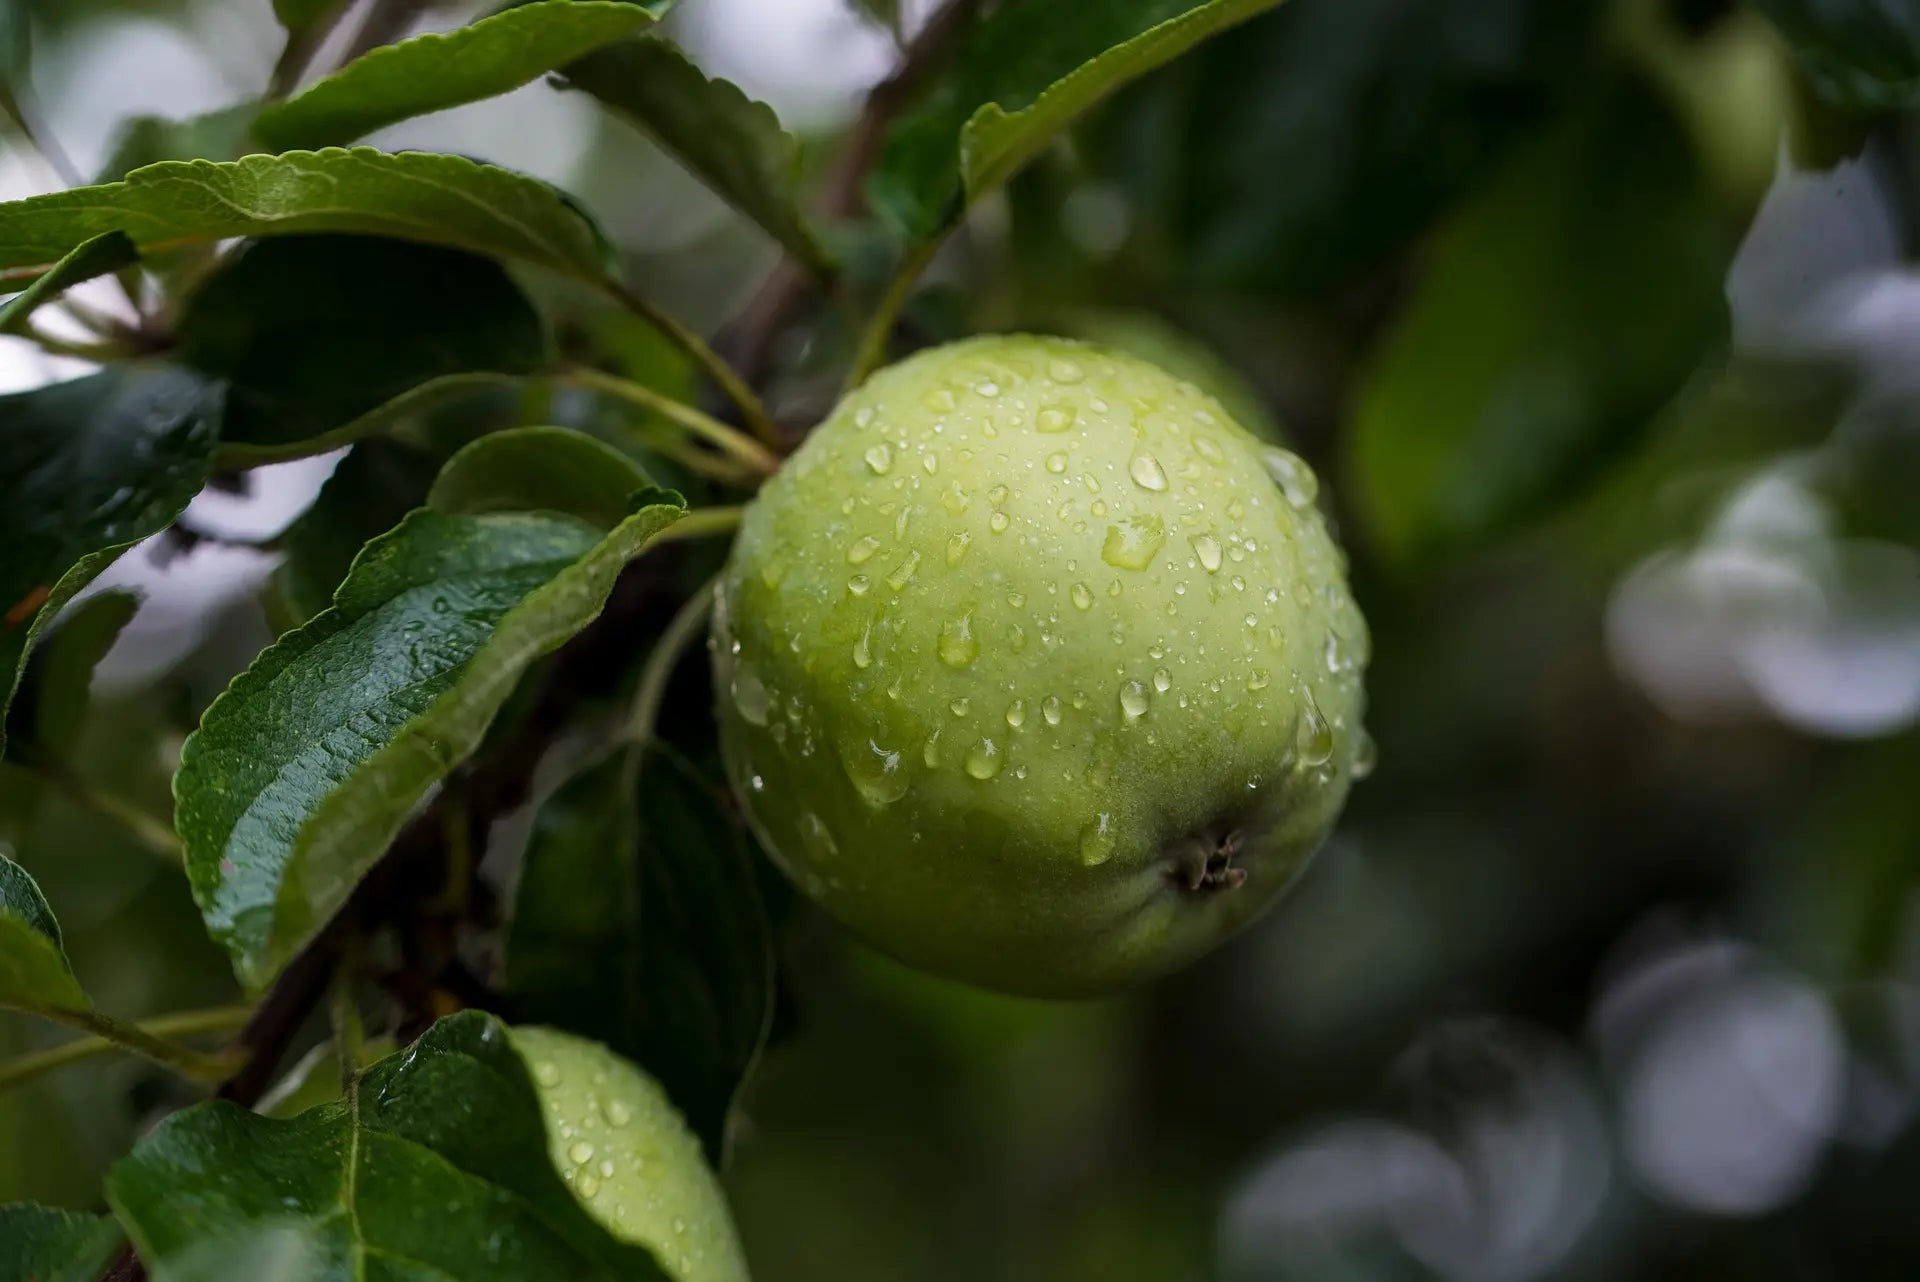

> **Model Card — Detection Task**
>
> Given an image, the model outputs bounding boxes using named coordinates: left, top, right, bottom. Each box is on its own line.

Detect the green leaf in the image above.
left=505, top=746, right=774, bottom=1164
left=1349, top=82, right=1732, bottom=564
left=93, top=107, right=263, bottom=183
left=108, top=1012, right=671, bottom=1281
left=217, top=370, right=531, bottom=469
left=429, top=425, right=653, bottom=526
left=175, top=235, right=547, bottom=454
left=5, top=590, right=140, bottom=762
left=1079, top=0, right=1600, bottom=297
left=873, top=0, right=1281, bottom=239
left=0, top=1203, right=122, bottom=1282
left=1754, top=0, right=1920, bottom=110
left=255, top=1, right=657, bottom=151
left=0, top=232, right=137, bottom=333
left=177, top=496, right=686, bottom=991
left=0, top=366, right=222, bottom=760
left=277, top=441, right=450, bottom=624
left=0, top=853, right=89, bottom=1016
left=561, top=36, right=832, bottom=274
left=0, top=148, right=617, bottom=288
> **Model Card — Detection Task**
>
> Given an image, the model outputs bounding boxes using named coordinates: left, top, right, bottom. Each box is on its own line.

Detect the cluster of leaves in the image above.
left=0, top=0, right=1315, bottom=1276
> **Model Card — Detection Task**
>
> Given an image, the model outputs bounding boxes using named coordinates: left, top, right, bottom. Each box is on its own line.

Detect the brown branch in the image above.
left=725, top=0, right=983, bottom=385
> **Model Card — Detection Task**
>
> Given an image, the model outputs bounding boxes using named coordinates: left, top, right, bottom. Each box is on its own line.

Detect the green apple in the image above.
left=712, top=334, right=1369, bottom=996
left=510, top=1026, right=750, bottom=1282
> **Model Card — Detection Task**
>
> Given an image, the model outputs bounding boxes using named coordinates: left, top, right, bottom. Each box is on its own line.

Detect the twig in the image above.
left=266, top=0, right=357, bottom=97
left=726, top=0, right=982, bottom=386
left=0, top=1004, right=253, bottom=1094
left=34, top=1007, right=242, bottom=1084
left=603, top=281, right=781, bottom=449
left=339, top=0, right=430, bottom=65
left=0, top=82, right=82, bottom=190
left=22, top=760, right=183, bottom=863
left=563, top=366, right=780, bottom=477
left=625, top=577, right=717, bottom=751
left=845, top=236, right=938, bottom=392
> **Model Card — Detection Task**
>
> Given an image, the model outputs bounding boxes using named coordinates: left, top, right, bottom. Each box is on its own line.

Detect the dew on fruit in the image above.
left=947, top=531, right=972, bottom=566
left=1049, top=359, right=1085, bottom=383
left=1042, top=695, right=1063, bottom=726
left=1128, top=451, right=1169, bottom=492
left=1046, top=451, right=1068, bottom=474
left=886, top=550, right=921, bottom=590
left=535, top=1061, right=561, bottom=1087
left=965, top=738, right=1003, bottom=779
left=1298, top=688, right=1334, bottom=765
left=569, top=1141, right=595, bottom=1165
left=942, top=482, right=970, bottom=514
left=1263, top=447, right=1319, bottom=509
left=1037, top=403, right=1077, bottom=433
left=989, top=511, right=1010, bottom=533
left=922, top=387, right=957, bottom=412
left=1153, top=667, right=1172, bottom=693
left=1191, top=533, right=1222, bottom=573
left=923, top=729, right=942, bottom=768
left=842, top=737, right=909, bottom=806
left=1351, top=726, right=1378, bottom=780
left=1100, top=514, right=1166, bottom=570
left=800, top=812, right=839, bottom=858
left=864, top=443, right=893, bottom=474
left=922, top=452, right=939, bottom=474
left=1194, top=435, right=1225, bottom=465
left=1119, top=680, right=1150, bottom=720
left=950, top=697, right=971, bottom=716
left=848, top=574, right=871, bottom=595
left=852, top=624, right=874, bottom=669
left=1071, top=582, right=1094, bottom=610
left=847, top=536, right=880, bottom=565
left=1006, top=699, right=1027, bottom=728
left=1080, top=814, right=1118, bottom=866
left=1247, top=669, right=1271, bottom=691
left=731, top=663, right=770, bottom=726
left=938, top=612, right=979, bottom=668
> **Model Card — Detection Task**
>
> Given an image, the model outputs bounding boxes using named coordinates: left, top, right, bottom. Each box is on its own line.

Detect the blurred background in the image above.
left=4, top=1, right=1920, bottom=1279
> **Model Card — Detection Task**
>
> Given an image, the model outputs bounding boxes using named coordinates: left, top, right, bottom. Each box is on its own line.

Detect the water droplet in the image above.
left=847, top=536, right=880, bottom=565
left=1230, top=575, right=1247, bottom=592
left=759, top=559, right=787, bottom=588
left=535, top=1062, right=561, bottom=1087
left=1071, top=582, right=1094, bottom=610
left=1298, top=689, right=1334, bottom=766
left=1191, top=534, right=1222, bottom=573
left=1193, top=435, right=1225, bottom=465
left=1129, top=452, right=1169, bottom=492
left=922, top=387, right=958, bottom=413
left=731, top=662, right=770, bottom=726
left=1037, top=403, right=1077, bottom=433
left=603, top=1099, right=631, bottom=1127
left=1079, top=814, right=1118, bottom=866
left=1351, top=727, right=1378, bottom=780
left=989, top=511, right=1010, bottom=533
left=988, top=484, right=1010, bottom=504
left=800, top=812, right=838, bottom=858
left=1006, top=699, right=1027, bottom=728
left=922, top=452, right=939, bottom=475
left=1263, top=448, right=1319, bottom=508
left=965, top=739, right=1003, bottom=779
left=1153, top=667, right=1172, bottom=693
left=577, top=1172, right=601, bottom=1198
left=1009, top=623, right=1028, bottom=652
left=1042, top=695, right=1063, bottom=726
left=854, top=406, right=875, bottom=428
left=886, top=550, right=921, bottom=590
left=922, top=729, right=942, bottom=768
left=1049, top=359, right=1085, bottom=383
left=941, top=482, right=970, bottom=514
left=1046, top=451, right=1068, bottom=474
left=852, top=624, right=874, bottom=669
left=1325, top=631, right=1348, bottom=673
left=842, top=737, right=909, bottom=806
left=1119, top=680, right=1150, bottom=720
left=569, top=1141, right=595, bottom=1165
left=848, top=573, right=871, bottom=595
left=950, top=697, right=971, bottom=717
left=938, top=612, right=979, bottom=668
left=1101, top=514, right=1166, bottom=570
left=976, top=380, right=1001, bottom=398
left=864, top=443, right=893, bottom=474
left=1007, top=590, right=1027, bottom=608
left=1247, top=669, right=1271, bottom=691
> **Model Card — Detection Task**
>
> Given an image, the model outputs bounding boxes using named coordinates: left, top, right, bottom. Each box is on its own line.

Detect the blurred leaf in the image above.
left=1350, top=83, right=1732, bottom=563
left=93, top=107, right=263, bottom=183
left=272, top=0, right=336, bottom=31
left=176, top=235, right=547, bottom=454
left=0, top=232, right=136, bottom=333
left=0, top=148, right=617, bottom=288
left=176, top=495, right=685, bottom=991
left=0, top=366, right=221, bottom=759
left=1083, top=0, right=1602, bottom=297
left=1754, top=0, right=1920, bottom=111
left=0, top=1, right=27, bottom=81
left=505, top=746, right=775, bottom=1164
left=6, top=589, right=140, bottom=762
left=0, top=1203, right=122, bottom=1282
left=872, top=0, right=1281, bottom=239
left=849, top=0, right=903, bottom=37
left=107, top=1012, right=670, bottom=1281
left=255, top=1, right=656, bottom=151
left=561, top=36, right=832, bottom=274
left=429, top=425, right=653, bottom=526
left=277, top=441, right=447, bottom=623
left=0, top=853, right=89, bottom=1016
left=217, top=371, right=531, bottom=469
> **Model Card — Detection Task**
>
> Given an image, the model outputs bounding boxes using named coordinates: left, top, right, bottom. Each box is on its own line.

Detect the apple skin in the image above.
left=511, top=1025, right=750, bottom=1282
left=712, top=334, right=1370, bottom=997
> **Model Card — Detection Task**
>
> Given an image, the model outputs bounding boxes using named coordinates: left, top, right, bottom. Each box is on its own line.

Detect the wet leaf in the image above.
left=0, top=1203, right=122, bottom=1282
left=0, top=853, right=89, bottom=1017
left=429, top=425, right=653, bottom=527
